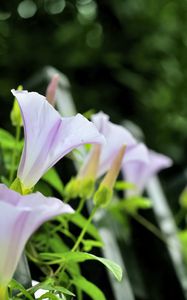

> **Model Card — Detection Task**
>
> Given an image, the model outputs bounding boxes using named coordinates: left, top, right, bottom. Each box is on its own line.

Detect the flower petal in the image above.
left=122, top=149, right=172, bottom=194
left=11, top=90, right=104, bottom=188
left=91, top=112, right=137, bottom=177
left=0, top=184, right=73, bottom=286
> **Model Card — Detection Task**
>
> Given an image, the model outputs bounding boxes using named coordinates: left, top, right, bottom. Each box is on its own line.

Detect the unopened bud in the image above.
left=79, top=144, right=101, bottom=179
left=94, top=145, right=126, bottom=207
left=79, top=178, right=95, bottom=199
left=64, top=177, right=81, bottom=200
left=46, top=74, right=59, bottom=106
left=93, top=185, right=113, bottom=207
left=10, top=85, right=23, bottom=127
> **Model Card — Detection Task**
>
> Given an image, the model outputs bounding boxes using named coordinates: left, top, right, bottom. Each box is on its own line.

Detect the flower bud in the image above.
left=79, top=144, right=101, bottom=179
left=10, top=85, right=23, bottom=127
left=64, top=177, right=81, bottom=200
left=46, top=74, right=59, bottom=106
left=94, top=145, right=126, bottom=207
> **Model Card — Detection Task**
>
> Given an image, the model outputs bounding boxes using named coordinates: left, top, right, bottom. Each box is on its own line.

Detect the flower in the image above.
left=0, top=184, right=73, bottom=291
left=122, top=148, right=173, bottom=194
left=79, top=112, right=148, bottom=178
left=11, top=90, right=104, bottom=189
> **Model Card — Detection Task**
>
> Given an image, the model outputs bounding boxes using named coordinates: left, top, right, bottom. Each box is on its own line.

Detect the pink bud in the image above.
left=46, top=74, right=59, bottom=106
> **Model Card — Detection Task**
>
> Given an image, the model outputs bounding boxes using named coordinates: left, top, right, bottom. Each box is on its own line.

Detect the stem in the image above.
left=76, top=197, right=86, bottom=214
left=9, top=124, right=21, bottom=183
left=132, top=213, right=166, bottom=244
left=71, top=205, right=98, bottom=252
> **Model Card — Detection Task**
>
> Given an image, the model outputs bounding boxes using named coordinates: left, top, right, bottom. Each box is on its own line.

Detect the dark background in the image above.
left=1, top=0, right=187, bottom=165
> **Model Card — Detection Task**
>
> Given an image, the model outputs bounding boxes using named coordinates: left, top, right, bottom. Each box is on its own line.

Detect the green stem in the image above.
left=76, top=197, right=86, bottom=214
left=9, top=124, right=21, bottom=184
left=71, top=205, right=98, bottom=252
left=132, top=213, right=166, bottom=244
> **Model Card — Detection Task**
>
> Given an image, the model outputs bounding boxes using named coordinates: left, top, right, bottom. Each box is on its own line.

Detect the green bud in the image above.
left=93, top=185, right=113, bottom=207
left=10, top=85, right=23, bottom=127
left=10, top=177, right=33, bottom=195
left=64, top=177, right=81, bottom=200
left=79, top=178, right=95, bottom=199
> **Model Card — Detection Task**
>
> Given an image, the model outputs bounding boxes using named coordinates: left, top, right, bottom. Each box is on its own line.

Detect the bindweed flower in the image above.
left=0, top=184, right=73, bottom=298
left=46, top=74, right=59, bottom=106
left=122, top=148, right=173, bottom=195
left=11, top=90, right=104, bottom=191
left=80, top=112, right=149, bottom=179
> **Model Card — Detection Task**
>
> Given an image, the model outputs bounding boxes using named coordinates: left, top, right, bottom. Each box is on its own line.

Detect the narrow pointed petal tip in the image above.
left=10, top=90, right=105, bottom=189
left=0, top=184, right=73, bottom=287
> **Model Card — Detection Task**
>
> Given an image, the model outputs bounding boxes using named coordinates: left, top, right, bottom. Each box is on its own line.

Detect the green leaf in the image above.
left=0, top=129, right=23, bottom=150
left=38, top=292, right=61, bottom=300
left=35, top=284, right=75, bottom=297
left=35, top=181, right=53, bottom=196
left=40, top=251, right=123, bottom=281
left=9, top=279, right=34, bottom=300
left=82, top=239, right=103, bottom=251
left=115, top=180, right=135, bottom=191
left=48, top=234, right=69, bottom=253
left=113, top=197, right=152, bottom=215
left=42, top=168, right=64, bottom=195
left=178, top=230, right=187, bottom=264
left=65, top=212, right=102, bottom=241
left=71, top=276, right=106, bottom=300
left=179, top=188, right=187, bottom=208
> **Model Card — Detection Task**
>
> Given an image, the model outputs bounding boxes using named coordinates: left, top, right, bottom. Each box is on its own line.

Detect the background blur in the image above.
left=1, top=0, right=187, bottom=204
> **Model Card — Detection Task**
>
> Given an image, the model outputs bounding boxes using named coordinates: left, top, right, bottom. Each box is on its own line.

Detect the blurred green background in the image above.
left=1, top=0, right=187, bottom=175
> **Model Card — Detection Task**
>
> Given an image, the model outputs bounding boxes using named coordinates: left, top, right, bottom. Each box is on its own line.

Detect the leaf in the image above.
left=38, top=292, right=61, bottom=300
left=40, top=251, right=123, bottom=281
left=35, top=181, right=53, bottom=196
left=71, top=276, right=106, bottom=300
left=82, top=239, right=104, bottom=251
left=0, top=129, right=23, bottom=150
left=42, top=168, right=64, bottom=195
left=9, top=279, right=34, bottom=300
left=115, top=180, right=135, bottom=191
left=178, top=230, right=187, bottom=264
left=65, top=212, right=101, bottom=241
left=48, top=234, right=69, bottom=253
left=113, top=197, right=152, bottom=215
left=179, top=188, right=187, bottom=208
left=36, top=284, right=75, bottom=296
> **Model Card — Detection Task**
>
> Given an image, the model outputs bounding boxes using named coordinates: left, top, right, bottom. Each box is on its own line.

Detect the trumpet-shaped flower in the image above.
left=122, top=149, right=172, bottom=194
left=11, top=90, right=104, bottom=189
left=80, top=112, right=149, bottom=178
left=0, top=184, right=73, bottom=293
